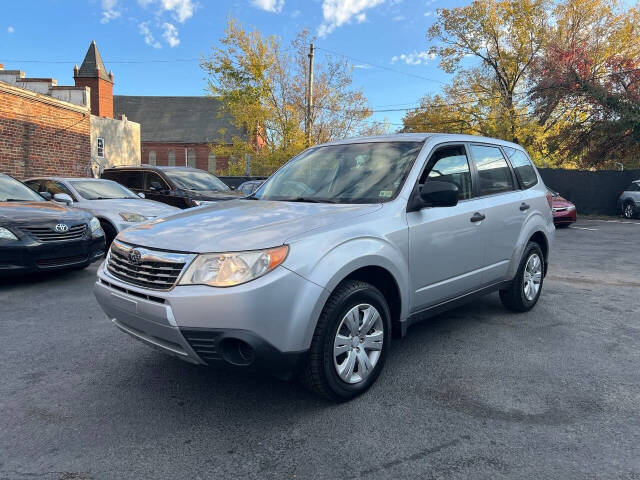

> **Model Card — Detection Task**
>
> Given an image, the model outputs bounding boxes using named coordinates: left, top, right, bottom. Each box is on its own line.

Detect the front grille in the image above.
left=23, top=224, right=87, bottom=242
left=37, top=255, right=87, bottom=267
left=99, top=279, right=166, bottom=304
left=181, top=330, right=221, bottom=363
left=106, top=241, right=189, bottom=290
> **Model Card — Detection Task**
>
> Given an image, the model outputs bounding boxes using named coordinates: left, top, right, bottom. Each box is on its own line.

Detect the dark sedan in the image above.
left=101, top=166, right=244, bottom=209
left=0, top=174, right=106, bottom=275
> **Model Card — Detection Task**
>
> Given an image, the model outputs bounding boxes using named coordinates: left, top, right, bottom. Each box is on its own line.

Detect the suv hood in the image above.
left=0, top=201, right=88, bottom=224
left=84, top=198, right=179, bottom=218
left=118, top=200, right=381, bottom=252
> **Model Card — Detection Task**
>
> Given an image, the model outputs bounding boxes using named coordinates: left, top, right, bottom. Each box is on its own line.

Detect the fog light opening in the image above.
left=220, top=338, right=255, bottom=366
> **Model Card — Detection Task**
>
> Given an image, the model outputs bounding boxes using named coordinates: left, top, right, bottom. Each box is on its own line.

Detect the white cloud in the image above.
left=138, top=0, right=195, bottom=23
left=162, top=22, right=180, bottom=47
left=101, top=0, right=121, bottom=23
left=353, top=64, right=372, bottom=69
left=392, top=14, right=405, bottom=21
left=251, top=0, right=285, bottom=13
left=139, top=21, right=162, bottom=48
left=318, top=0, right=385, bottom=37
left=7, top=26, right=15, bottom=33
left=423, top=10, right=432, bottom=17
left=391, top=50, right=436, bottom=65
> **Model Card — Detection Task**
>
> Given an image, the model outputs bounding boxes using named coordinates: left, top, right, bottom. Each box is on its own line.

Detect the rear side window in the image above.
left=504, top=147, right=538, bottom=189
left=469, top=145, right=514, bottom=196
left=105, top=170, right=143, bottom=190
left=421, top=145, right=473, bottom=200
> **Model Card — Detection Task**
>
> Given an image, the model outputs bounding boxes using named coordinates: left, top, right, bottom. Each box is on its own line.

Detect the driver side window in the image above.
left=420, top=145, right=473, bottom=200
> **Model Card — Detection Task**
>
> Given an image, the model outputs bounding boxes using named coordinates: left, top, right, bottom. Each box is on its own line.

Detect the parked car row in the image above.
left=24, top=177, right=180, bottom=246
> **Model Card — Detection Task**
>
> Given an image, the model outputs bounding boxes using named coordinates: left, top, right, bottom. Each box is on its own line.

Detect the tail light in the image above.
left=546, top=192, right=553, bottom=209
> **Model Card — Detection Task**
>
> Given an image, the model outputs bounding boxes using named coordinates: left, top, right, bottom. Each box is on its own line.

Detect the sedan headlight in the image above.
left=89, top=217, right=104, bottom=238
left=567, top=205, right=576, bottom=211
left=179, top=245, right=289, bottom=287
left=0, top=226, right=18, bottom=241
left=119, top=212, right=148, bottom=223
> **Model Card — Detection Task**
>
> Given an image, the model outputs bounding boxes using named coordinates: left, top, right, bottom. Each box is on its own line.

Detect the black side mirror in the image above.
left=420, top=181, right=459, bottom=207
left=149, top=181, right=164, bottom=191
left=39, top=191, right=52, bottom=201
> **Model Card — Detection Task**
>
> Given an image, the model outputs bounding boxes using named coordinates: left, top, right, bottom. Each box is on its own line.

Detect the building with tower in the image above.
left=0, top=41, right=140, bottom=179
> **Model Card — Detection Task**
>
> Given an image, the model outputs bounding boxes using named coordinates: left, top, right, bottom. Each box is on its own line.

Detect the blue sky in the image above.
left=1, top=0, right=470, bottom=127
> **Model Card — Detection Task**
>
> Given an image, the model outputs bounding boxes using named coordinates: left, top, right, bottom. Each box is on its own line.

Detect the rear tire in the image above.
left=500, top=242, right=544, bottom=312
left=300, top=280, right=391, bottom=402
left=623, top=201, right=637, bottom=219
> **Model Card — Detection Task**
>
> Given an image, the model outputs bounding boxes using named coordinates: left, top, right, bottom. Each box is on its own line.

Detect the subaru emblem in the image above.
left=128, top=249, right=142, bottom=264
left=54, top=224, right=69, bottom=233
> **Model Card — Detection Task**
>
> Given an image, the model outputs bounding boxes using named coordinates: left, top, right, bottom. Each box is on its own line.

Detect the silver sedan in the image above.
left=24, top=177, right=181, bottom=246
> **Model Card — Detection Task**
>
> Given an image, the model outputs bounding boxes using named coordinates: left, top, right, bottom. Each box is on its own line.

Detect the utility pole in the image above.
left=306, top=43, right=314, bottom=148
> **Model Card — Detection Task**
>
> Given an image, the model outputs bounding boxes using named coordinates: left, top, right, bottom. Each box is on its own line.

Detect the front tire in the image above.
left=300, top=280, right=391, bottom=402
left=500, top=242, right=545, bottom=312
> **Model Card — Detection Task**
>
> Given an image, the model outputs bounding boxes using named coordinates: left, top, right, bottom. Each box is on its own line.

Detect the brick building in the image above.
left=113, top=95, right=243, bottom=173
left=0, top=41, right=140, bottom=179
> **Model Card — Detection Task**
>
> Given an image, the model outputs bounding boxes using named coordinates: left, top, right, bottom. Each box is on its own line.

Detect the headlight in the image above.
left=179, top=245, right=289, bottom=287
left=89, top=217, right=104, bottom=238
left=119, top=212, right=148, bottom=223
left=0, top=226, right=18, bottom=240
left=567, top=205, right=576, bottom=211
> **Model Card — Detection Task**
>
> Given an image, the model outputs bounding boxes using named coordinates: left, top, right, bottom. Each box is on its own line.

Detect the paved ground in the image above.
left=1, top=218, right=639, bottom=480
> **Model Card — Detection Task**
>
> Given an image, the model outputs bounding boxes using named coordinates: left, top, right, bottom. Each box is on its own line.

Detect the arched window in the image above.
left=187, top=149, right=197, bottom=168
left=208, top=151, right=217, bottom=173
left=148, top=150, right=156, bottom=166
left=168, top=149, right=175, bottom=166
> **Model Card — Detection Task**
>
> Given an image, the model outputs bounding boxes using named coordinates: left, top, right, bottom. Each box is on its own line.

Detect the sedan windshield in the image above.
left=254, top=141, right=423, bottom=203
left=0, top=175, right=44, bottom=202
left=164, top=170, right=230, bottom=192
left=71, top=180, right=139, bottom=200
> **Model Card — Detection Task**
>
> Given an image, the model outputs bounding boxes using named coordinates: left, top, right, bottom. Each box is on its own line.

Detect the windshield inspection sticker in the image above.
left=379, top=190, right=393, bottom=198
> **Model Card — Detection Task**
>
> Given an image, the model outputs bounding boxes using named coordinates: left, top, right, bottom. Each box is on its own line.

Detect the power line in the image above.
left=314, top=46, right=445, bottom=85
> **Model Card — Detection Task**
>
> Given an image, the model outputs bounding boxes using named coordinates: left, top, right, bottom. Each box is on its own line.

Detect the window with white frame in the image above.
left=97, top=138, right=105, bottom=158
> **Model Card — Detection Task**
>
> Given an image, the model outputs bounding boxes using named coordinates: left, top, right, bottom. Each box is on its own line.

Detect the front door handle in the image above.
left=520, top=202, right=530, bottom=211
left=470, top=212, right=486, bottom=223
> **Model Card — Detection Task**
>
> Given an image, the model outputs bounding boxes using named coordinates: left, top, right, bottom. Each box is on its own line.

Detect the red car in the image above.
left=550, top=191, right=577, bottom=226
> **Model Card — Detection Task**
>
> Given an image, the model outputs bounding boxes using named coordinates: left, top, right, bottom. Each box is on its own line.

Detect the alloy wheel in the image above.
left=523, top=253, right=542, bottom=301
left=333, top=304, right=384, bottom=384
left=624, top=203, right=634, bottom=218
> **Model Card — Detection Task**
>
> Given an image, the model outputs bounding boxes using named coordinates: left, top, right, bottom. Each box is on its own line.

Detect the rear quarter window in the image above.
left=503, top=147, right=538, bottom=189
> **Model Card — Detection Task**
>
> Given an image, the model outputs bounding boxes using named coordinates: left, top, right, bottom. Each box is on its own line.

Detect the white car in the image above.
left=25, top=177, right=180, bottom=246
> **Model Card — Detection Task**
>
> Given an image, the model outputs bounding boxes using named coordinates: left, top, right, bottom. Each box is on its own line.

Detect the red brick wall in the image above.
left=74, top=77, right=113, bottom=118
left=0, top=87, right=91, bottom=179
left=141, top=142, right=230, bottom=173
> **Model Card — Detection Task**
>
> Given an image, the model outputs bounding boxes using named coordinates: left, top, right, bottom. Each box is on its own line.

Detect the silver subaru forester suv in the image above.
left=94, top=134, right=554, bottom=401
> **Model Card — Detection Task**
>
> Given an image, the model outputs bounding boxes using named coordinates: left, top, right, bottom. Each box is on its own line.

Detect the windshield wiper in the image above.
left=286, top=197, right=337, bottom=204
left=245, top=194, right=259, bottom=200
left=4, top=198, right=31, bottom=202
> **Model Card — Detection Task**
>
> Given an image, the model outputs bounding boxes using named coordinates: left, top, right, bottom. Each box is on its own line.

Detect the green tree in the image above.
left=201, top=19, right=385, bottom=176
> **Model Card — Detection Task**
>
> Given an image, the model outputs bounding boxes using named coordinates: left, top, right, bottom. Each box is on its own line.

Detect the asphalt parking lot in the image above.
left=1, top=218, right=639, bottom=480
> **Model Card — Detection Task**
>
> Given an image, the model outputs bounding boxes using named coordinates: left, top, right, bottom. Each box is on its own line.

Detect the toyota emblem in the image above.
left=128, top=249, right=142, bottom=264
left=54, top=224, right=69, bottom=233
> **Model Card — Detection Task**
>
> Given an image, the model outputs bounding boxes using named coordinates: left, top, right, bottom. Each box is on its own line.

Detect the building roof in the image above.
left=113, top=95, right=242, bottom=144
left=76, top=41, right=111, bottom=82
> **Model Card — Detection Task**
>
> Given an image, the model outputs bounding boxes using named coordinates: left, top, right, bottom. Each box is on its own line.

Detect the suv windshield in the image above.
left=163, top=170, right=230, bottom=192
left=71, top=180, right=139, bottom=200
left=0, top=175, right=44, bottom=202
left=255, top=141, right=423, bottom=203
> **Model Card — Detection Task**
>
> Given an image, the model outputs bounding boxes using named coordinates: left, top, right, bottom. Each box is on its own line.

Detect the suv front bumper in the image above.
left=94, top=261, right=327, bottom=376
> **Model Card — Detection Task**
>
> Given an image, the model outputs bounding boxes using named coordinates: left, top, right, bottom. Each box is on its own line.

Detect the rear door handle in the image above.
left=519, top=202, right=530, bottom=211
left=470, top=212, right=486, bottom=223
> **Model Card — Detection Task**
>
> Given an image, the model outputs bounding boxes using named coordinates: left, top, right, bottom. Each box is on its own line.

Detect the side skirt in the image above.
left=401, top=280, right=512, bottom=336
